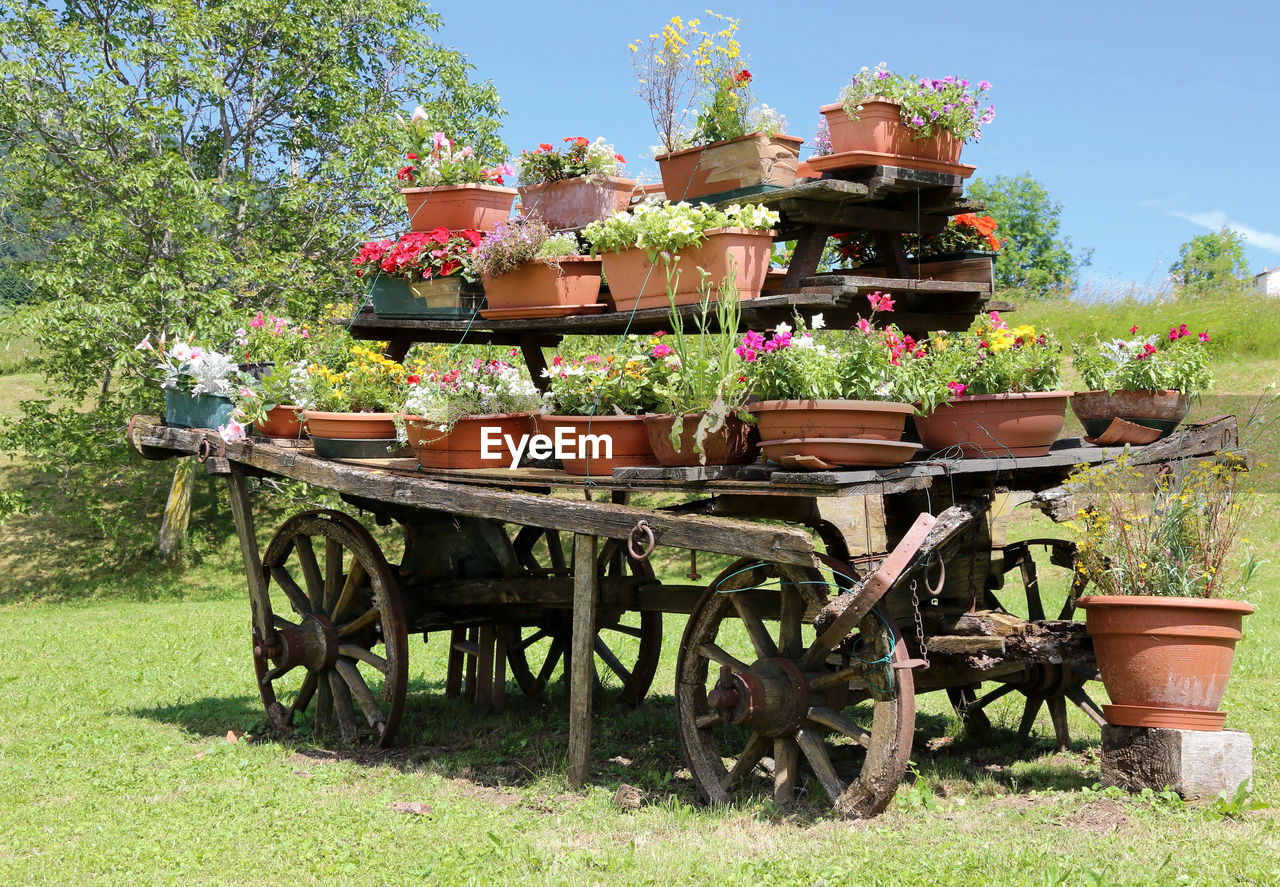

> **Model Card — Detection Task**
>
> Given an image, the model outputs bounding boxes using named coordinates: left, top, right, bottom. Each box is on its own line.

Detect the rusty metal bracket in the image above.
left=626, top=519, right=656, bottom=561
left=195, top=434, right=225, bottom=463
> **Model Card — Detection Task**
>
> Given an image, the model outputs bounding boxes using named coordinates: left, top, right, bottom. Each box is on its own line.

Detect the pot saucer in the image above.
left=805, top=149, right=976, bottom=178
left=1103, top=703, right=1227, bottom=731
left=760, top=436, right=922, bottom=470
left=479, top=303, right=605, bottom=320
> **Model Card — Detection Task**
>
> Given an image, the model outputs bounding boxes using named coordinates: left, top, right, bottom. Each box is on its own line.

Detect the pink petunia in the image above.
left=947, top=382, right=968, bottom=398
left=855, top=318, right=872, bottom=334
left=1199, top=331, right=1211, bottom=343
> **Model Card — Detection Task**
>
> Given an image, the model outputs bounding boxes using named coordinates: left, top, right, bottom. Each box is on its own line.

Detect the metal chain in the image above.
left=909, top=578, right=930, bottom=668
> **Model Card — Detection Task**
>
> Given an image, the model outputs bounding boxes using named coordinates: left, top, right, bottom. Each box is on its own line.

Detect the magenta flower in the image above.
left=978, top=80, right=991, bottom=90
left=734, top=345, right=758, bottom=362
left=947, top=382, right=968, bottom=398
left=855, top=318, right=872, bottom=334
left=1199, top=331, right=1211, bottom=343
left=867, top=290, right=895, bottom=312
left=249, top=311, right=265, bottom=329
left=652, top=343, right=673, bottom=358
left=1129, top=325, right=1139, bottom=334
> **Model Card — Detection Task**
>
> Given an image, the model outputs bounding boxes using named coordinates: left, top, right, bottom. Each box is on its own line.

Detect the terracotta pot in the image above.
left=914, top=391, right=1070, bottom=457
left=405, top=412, right=533, bottom=470
left=600, top=227, right=775, bottom=312
left=655, top=133, right=805, bottom=201
left=752, top=399, right=914, bottom=443
left=1077, top=595, right=1254, bottom=731
left=517, top=176, right=637, bottom=229
left=820, top=99, right=962, bottom=163
left=401, top=184, right=516, bottom=232
left=256, top=405, right=306, bottom=439
left=301, top=410, right=400, bottom=440
left=482, top=256, right=602, bottom=313
left=1070, top=389, right=1192, bottom=445
left=533, top=414, right=660, bottom=475
left=759, top=436, right=922, bottom=470
left=643, top=413, right=759, bottom=467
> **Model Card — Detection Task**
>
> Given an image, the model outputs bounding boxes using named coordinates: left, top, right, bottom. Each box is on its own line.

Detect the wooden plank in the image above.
left=568, top=534, right=599, bottom=787
left=777, top=199, right=949, bottom=234
left=800, top=274, right=990, bottom=295
left=225, top=469, right=271, bottom=641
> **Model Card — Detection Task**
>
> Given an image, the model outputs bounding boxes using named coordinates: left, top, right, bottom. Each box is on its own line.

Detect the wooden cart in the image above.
left=125, top=169, right=1239, bottom=817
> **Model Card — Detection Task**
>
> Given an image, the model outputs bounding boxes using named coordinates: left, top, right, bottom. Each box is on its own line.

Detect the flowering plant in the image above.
left=468, top=217, right=580, bottom=281
left=741, top=293, right=940, bottom=408
left=582, top=199, right=777, bottom=258
left=839, top=63, right=995, bottom=143
left=231, top=310, right=313, bottom=366
left=920, top=312, right=1062, bottom=399
left=630, top=12, right=787, bottom=153
left=305, top=345, right=409, bottom=413
left=516, top=137, right=626, bottom=186
left=230, top=360, right=316, bottom=426
left=353, top=229, right=484, bottom=283
left=1072, top=324, right=1213, bottom=396
left=400, top=358, right=542, bottom=434
left=136, top=333, right=237, bottom=398
left=1065, top=452, right=1261, bottom=598
left=542, top=338, right=665, bottom=416
left=395, top=106, right=514, bottom=187
left=836, top=214, right=1002, bottom=267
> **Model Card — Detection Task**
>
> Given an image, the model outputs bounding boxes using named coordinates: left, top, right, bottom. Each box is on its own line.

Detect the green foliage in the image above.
left=1206, top=780, right=1268, bottom=820
left=542, top=337, right=665, bottom=416
left=515, top=137, right=625, bottom=186
left=1072, top=324, right=1213, bottom=395
left=967, top=174, right=1092, bottom=296
left=1170, top=228, right=1250, bottom=296
left=921, top=312, right=1062, bottom=397
left=840, top=63, right=995, bottom=142
left=582, top=200, right=778, bottom=257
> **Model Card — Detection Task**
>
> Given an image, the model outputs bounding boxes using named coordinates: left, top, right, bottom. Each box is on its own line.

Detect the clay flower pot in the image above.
left=301, top=410, right=400, bottom=440
left=533, top=414, right=660, bottom=476
left=401, top=183, right=516, bottom=232
left=654, top=133, right=805, bottom=201
left=517, top=176, right=637, bottom=229
left=914, top=391, right=1070, bottom=458
left=752, top=399, right=915, bottom=443
left=256, top=405, right=306, bottom=439
left=1077, top=595, right=1254, bottom=731
left=1070, top=389, right=1192, bottom=446
left=481, top=256, right=602, bottom=316
left=405, top=412, right=533, bottom=470
left=600, top=227, right=775, bottom=313
left=819, top=98, right=962, bottom=163
left=643, top=413, right=759, bottom=467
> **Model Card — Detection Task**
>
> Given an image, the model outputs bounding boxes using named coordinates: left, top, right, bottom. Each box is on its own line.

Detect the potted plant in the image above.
left=515, top=137, right=636, bottom=230
left=353, top=229, right=485, bottom=319
left=1070, top=324, right=1213, bottom=445
left=400, top=358, right=543, bottom=469
left=582, top=199, right=778, bottom=312
left=395, top=106, right=516, bottom=232
left=740, top=293, right=936, bottom=469
left=137, top=332, right=242, bottom=435
left=914, top=311, right=1069, bottom=457
left=1069, top=452, right=1259, bottom=730
left=815, top=63, right=995, bottom=172
left=630, top=13, right=803, bottom=200
left=227, top=311, right=316, bottom=438
left=302, top=344, right=410, bottom=456
left=469, top=217, right=602, bottom=319
left=539, top=340, right=665, bottom=475
left=644, top=268, right=756, bottom=466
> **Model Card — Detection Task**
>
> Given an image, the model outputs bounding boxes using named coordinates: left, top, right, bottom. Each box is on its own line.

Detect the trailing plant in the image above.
left=469, top=217, right=581, bottom=281
left=921, top=312, right=1062, bottom=399
left=396, top=107, right=515, bottom=187
left=1072, top=324, right=1213, bottom=395
left=516, top=137, right=626, bottom=186
left=135, top=333, right=237, bottom=398
left=582, top=199, right=777, bottom=258
left=353, top=229, right=484, bottom=283
left=839, top=63, right=995, bottom=143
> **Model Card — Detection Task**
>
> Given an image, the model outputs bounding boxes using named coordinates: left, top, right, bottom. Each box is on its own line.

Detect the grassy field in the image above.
left=2, top=292, right=1279, bottom=885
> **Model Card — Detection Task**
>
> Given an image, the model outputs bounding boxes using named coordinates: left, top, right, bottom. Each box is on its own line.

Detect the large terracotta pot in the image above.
left=1077, top=595, right=1254, bottom=730
left=643, top=413, right=758, bottom=467
left=301, top=410, right=399, bottom=440
left=1070, top=389, right=1192, bottom=445
left=654, top=133, right=804, bottom=201
left=482, top=256, right=602, bottom=314
left=752, top=399, right=914, bottom=442
left=405, top=412, right=533, bottom=470
left=914, top=391, right=1070, bottom=457
left=517, top=176, right=637, bottom=229
left=820, top=99, right=962, bottom=163
left=256, top=405, right=306, bottom=439
left=533, top=414, right=660, bottom=475
left=600, top=227, right=775, bottom=313
left=401, top=184, right=516, bottom=232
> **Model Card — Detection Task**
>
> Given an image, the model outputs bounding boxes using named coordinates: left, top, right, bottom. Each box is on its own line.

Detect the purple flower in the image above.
left=981, top=107, right=996, bottom=124
left=930, top=110, right=939, bottom=120
left=911, top=115, right=925, bottom=126
left=943, top=75, right=955, bottom=83
left=978, top=80, right=992, bottom=90
left=877, top=69, right=891, bottom=80
left=960, top=79, right=969, bottom=87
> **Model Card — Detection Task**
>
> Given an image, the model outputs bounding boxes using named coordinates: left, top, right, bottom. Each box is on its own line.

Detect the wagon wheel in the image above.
left=952, top=538, right=1105, bottom=748
left=252, top=510, right=408, bottom=747
left=504, top=528, right=662, bottom=707
left=676, top=558, right=915, bottom=818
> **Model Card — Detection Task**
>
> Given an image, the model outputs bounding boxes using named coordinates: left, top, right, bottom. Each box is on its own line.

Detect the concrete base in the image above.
left=1100, top=725, right=1253, bottom=802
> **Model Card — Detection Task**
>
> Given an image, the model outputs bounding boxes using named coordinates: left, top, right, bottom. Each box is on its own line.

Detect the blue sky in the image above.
left=430, top=0, right=1279, bottom=293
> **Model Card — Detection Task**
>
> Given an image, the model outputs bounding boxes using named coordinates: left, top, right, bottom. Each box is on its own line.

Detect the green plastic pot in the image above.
left=164, top=390, right=237, bottom=429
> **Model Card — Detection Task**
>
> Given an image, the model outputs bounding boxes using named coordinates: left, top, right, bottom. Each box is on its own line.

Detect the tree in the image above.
left=0, top=0, right=504, bottom=545
left=1169, top=228, right=1249, bottom=295
left=966, top=173, right=1092, bottom=297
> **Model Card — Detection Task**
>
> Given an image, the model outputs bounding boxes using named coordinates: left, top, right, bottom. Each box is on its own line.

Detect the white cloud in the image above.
left=1169, top=209, right=1280, bottom=254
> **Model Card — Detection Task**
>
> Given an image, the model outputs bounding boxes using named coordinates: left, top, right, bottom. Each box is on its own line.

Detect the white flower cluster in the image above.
left=160, top=342, right=237, bottom=397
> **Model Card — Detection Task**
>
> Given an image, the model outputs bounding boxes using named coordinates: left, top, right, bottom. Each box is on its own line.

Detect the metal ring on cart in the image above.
left=626, top=519, right=656, bottom=561
left=923, top=557, right=946, bottom=597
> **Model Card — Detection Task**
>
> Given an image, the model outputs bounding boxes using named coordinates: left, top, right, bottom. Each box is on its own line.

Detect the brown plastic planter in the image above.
left=914, top=391, right=1070, bottom=457
left=600, top=227, right=774, bottom=313
left=301, top=410, right=399, bottom=440
left=518, top=176, right=637, bottom=229
left=1070, top=389, right=1192, bottom=445
left=752, top=399, right=914, bottom=443
left=405, top=412, right=533, bottom=470
left=255, top=405, right=306, bottom=439
left=533, top=414, right=659, bottom=476
left=654, top=133, right=804, bottom=201
left=401, top=183, right=516, bottom=232
left=481, top=256, right=602, bottom=315
left=643, top=413, right=758, bottom=467
left=819, top=98, right=962, bottom=162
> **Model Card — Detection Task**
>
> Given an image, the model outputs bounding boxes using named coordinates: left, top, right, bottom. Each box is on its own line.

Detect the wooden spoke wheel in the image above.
left=676, top=558, right=915, bottom=818
left=252, top=509, right=408, bottom=747
left=953, top=538, right=1105, bottom=748
left=505, top=529, right=662, bottom=707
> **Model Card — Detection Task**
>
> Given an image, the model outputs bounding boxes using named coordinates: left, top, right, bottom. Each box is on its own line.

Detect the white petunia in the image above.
left=810, top=313, right=826, bottom=330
